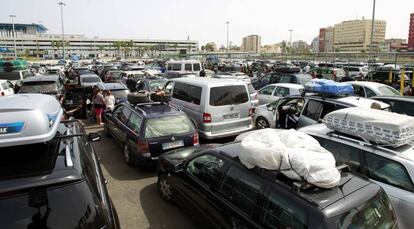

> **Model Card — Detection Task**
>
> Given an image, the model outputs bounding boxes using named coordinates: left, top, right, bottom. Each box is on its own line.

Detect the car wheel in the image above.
left=256, top=117, right=269, bottom=129
left=123, top=143, right=134, bottom=166
left=158, top=173, right=173, bottom=202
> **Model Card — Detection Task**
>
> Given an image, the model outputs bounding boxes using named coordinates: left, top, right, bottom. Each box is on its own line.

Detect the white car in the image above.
left=0, top=80, right=14, bottom=96
left=256, top=83, right=303, bottom=105
left=343, top=66, right=369, bottom=80
left=347, top=81, right=401, bottom=98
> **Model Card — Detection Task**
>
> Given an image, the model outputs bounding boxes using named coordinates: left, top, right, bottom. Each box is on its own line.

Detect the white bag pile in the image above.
left=324, top=107, right=414, bottom=147
left=240, top=129, right=340, bottom=188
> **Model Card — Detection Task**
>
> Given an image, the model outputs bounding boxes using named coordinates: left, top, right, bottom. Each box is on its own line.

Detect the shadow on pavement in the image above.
left=92, top=129, right=156, bottom=181
left=140, top=183, right=197, bottom=229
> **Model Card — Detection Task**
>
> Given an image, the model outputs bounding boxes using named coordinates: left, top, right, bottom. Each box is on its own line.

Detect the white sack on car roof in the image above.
left=240, top=129, right=340, bottom=188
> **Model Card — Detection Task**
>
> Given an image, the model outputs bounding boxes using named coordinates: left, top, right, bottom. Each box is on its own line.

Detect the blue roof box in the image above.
left=305, top=79, right=354, bottom=96
left=0, top=94, right=63, bottom=147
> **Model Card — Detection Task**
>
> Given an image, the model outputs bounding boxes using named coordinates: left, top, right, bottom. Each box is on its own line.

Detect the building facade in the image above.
left=241, top=35, right=261, bottom=53
left=0, top=23, right=198, bottom=58
left=318, top=28, right=326, bottom=52
left=325, top=26, right=335, bottom=52
left=333, top=19, right=386, bottom=52
left=311, top=36, right=319, bottom=52
left=409, top=13, right=414, bottom=51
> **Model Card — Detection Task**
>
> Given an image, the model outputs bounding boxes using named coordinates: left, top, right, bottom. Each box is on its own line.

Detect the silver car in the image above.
left=253, top=95, right=389, bottom=129
left=257, top=83, right=303, bottom=105
left=164, top=78, right=253, bottom=139
left=299, top=123, right=414, bottom=229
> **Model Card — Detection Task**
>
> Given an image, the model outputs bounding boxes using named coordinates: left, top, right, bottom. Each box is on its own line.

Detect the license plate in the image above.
left=162, top=140, right=184, bottom=150
left=65, top=100, right=73, bottom=105
left=223, top=113, right=239, bottom=119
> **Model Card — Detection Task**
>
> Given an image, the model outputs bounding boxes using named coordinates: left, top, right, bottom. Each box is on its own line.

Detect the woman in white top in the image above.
left=104, top=90, right=115, bottom=112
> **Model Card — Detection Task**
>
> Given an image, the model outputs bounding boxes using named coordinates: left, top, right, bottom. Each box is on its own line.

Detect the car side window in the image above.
left=186, top=154, right=225, bottom=187
left=387, top=101, right=414, bottom=116
left=313, top=136, right=362, bottom=172
left=219, top=166, right=262, bottom=218
left=302, top=100, right=323, bottom=121
left=164, top=81, right=174, bottom=94
left=261, top=74, right=271, bottom=82
left=116, top=106, right=132, bottom=124
left=185, top=63, right=192, bottom=71
left=365, top=87, right=376, bottom=97
left=262, top=188, right=307, bottom=229
left=172, top=82, right=202, bottom=105
left=278, top=75, right=293, bottom=83
left=259, top=86, right=275, bottom=95
left=365, top=153, right=414, bottom=192
left=126, top=112, right=142, bottom=134
left=353, top=85, right=366, bottom=97
left=273, top=87, right=289, bottom=97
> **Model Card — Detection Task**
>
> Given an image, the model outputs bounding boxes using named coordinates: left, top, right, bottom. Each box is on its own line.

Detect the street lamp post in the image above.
left=226, top=21, right=229, bottom=53
left=58, top=2, right=66, bottom=60
left=289, top=29, right=293, bottom=61
left=369, top=0, right=376, bottom=64
left=9, top=15, right=17, bottom=57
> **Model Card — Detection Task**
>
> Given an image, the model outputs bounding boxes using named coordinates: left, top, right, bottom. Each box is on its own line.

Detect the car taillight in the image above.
left=193, top=132, right=199, bottom=146
left=0, top=92, right=4, bottom=96
left=137, top=140, right=149, bottom=154
left=249, top=108, right=253, bottom=116
left=203, top=113, right=211, bottom=123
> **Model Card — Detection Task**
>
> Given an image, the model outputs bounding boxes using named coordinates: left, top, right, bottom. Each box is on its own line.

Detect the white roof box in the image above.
left=324, top=107, right=414, bottom=147
left=0, top=94, right=63, bottom=147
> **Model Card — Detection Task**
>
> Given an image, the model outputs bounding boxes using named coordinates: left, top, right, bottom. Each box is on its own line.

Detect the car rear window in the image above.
left=81, top=77, right=101, bottom=83
left=144, top=115, right=195, bottom=139
left=111, top=89, right=130, bottom=99
left=20, top=81, right=58, bottom=93
left=209, top=85, right=249, bottom=106
left=377, top=86, right=400, bottom=96
left=0, top=72, right=21, bottom=81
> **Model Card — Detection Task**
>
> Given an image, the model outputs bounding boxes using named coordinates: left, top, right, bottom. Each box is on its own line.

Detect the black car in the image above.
left=157, top=143, right=397, bottom=229
left=136, top=77, right=167, bottom=92
left=93, top=82, right=130, bottom=105
left=372, top=95, right=414, bottom=116
left=251, top=68, right=312, bottom=90
left=0, top=118, right=120, bottom=228
left=104, top=101, right=198, bottom=166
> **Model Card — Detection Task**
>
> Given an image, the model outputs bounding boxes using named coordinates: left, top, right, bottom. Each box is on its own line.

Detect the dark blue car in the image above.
left=104, top=102, right=199, bottom=166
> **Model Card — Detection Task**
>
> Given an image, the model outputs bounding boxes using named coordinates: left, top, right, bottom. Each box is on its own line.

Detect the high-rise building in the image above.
left=318, top=28, right=326, bottom=52
left=325, top=26, right=335, bottom=52
left=409, top=13, right=414, bottom=51
left=311, top=36, right=319, bottom=52
left=333, top=19, right=386, bottom=52
left=241, top=35, right=261, bottom=53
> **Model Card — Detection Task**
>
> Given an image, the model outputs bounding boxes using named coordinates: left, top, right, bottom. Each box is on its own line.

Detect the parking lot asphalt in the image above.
left=83, top=119, right=236, bottom=229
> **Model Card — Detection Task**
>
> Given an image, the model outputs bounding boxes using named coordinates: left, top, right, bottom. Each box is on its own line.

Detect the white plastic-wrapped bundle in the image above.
left=240, top=129, right=286, bottom=170
left=324, top=107, right=414, bottom=147
left=239, top=129, right=340, bottom=188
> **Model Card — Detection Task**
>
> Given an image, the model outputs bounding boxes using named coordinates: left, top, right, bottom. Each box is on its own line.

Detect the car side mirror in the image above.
left=88, top=132, right=101, bottom=142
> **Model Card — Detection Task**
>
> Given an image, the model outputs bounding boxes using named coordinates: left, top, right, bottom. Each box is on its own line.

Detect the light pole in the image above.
left=226, top=21, right=230, bottom=53
left=369, top=0, right=376, bottom=64
left=58, top=2, right=66, bottom=60
left=9, top=15, right=17, bottom=57
left=289, top=29, right=293, bottom=61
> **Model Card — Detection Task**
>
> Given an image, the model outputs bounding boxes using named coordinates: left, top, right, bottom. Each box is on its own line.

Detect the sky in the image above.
left=1, top=0, right=413, bottom=47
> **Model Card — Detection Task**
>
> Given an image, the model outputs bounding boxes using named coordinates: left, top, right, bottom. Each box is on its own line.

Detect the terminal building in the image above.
left=0, top=23, right=198, bottom=59
left=241, top=35, right=261, bottom=53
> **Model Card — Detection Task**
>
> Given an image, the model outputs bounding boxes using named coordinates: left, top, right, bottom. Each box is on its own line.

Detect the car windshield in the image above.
left=149, top=80, right=167, bottom=91
left=111, top=89, right=129, bottom=98
left=81, top=77, right=101, bottom=83
left=144, top=115, right=195, bottom=139
left=20, top=81, right=58, bottom=93
left=334, top=190, right=395, bottom=229
left=377, top=86, right=400, bottom=96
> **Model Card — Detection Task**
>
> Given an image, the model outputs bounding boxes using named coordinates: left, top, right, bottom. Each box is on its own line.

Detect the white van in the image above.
left=164, top=78, right=253, bottom=139
left=165, top=60, right=202, bottom=77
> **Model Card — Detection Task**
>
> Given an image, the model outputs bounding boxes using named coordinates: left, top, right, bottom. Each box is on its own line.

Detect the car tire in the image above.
left=158, top=173, right=173, bottom=202
left=256, top=117, right=269, bottom=129
left=123, top=143, right=134, bottom=166
left=127, top=92, right=150, bottom=104
left=151, top=93, right=172, bottom=103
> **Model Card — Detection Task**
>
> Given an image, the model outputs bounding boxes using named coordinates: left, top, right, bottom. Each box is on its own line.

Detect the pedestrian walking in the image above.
left=104, top=90, right=115, bottom=112
left=93, top=88, right=105, bottom=125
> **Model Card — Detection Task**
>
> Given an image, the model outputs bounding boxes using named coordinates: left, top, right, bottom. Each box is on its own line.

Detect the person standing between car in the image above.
left=103, top=90, right=115, bottom=112
left=200, top=68, right=206, bottom=77
left=93, top=88, right=105, bottom=125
